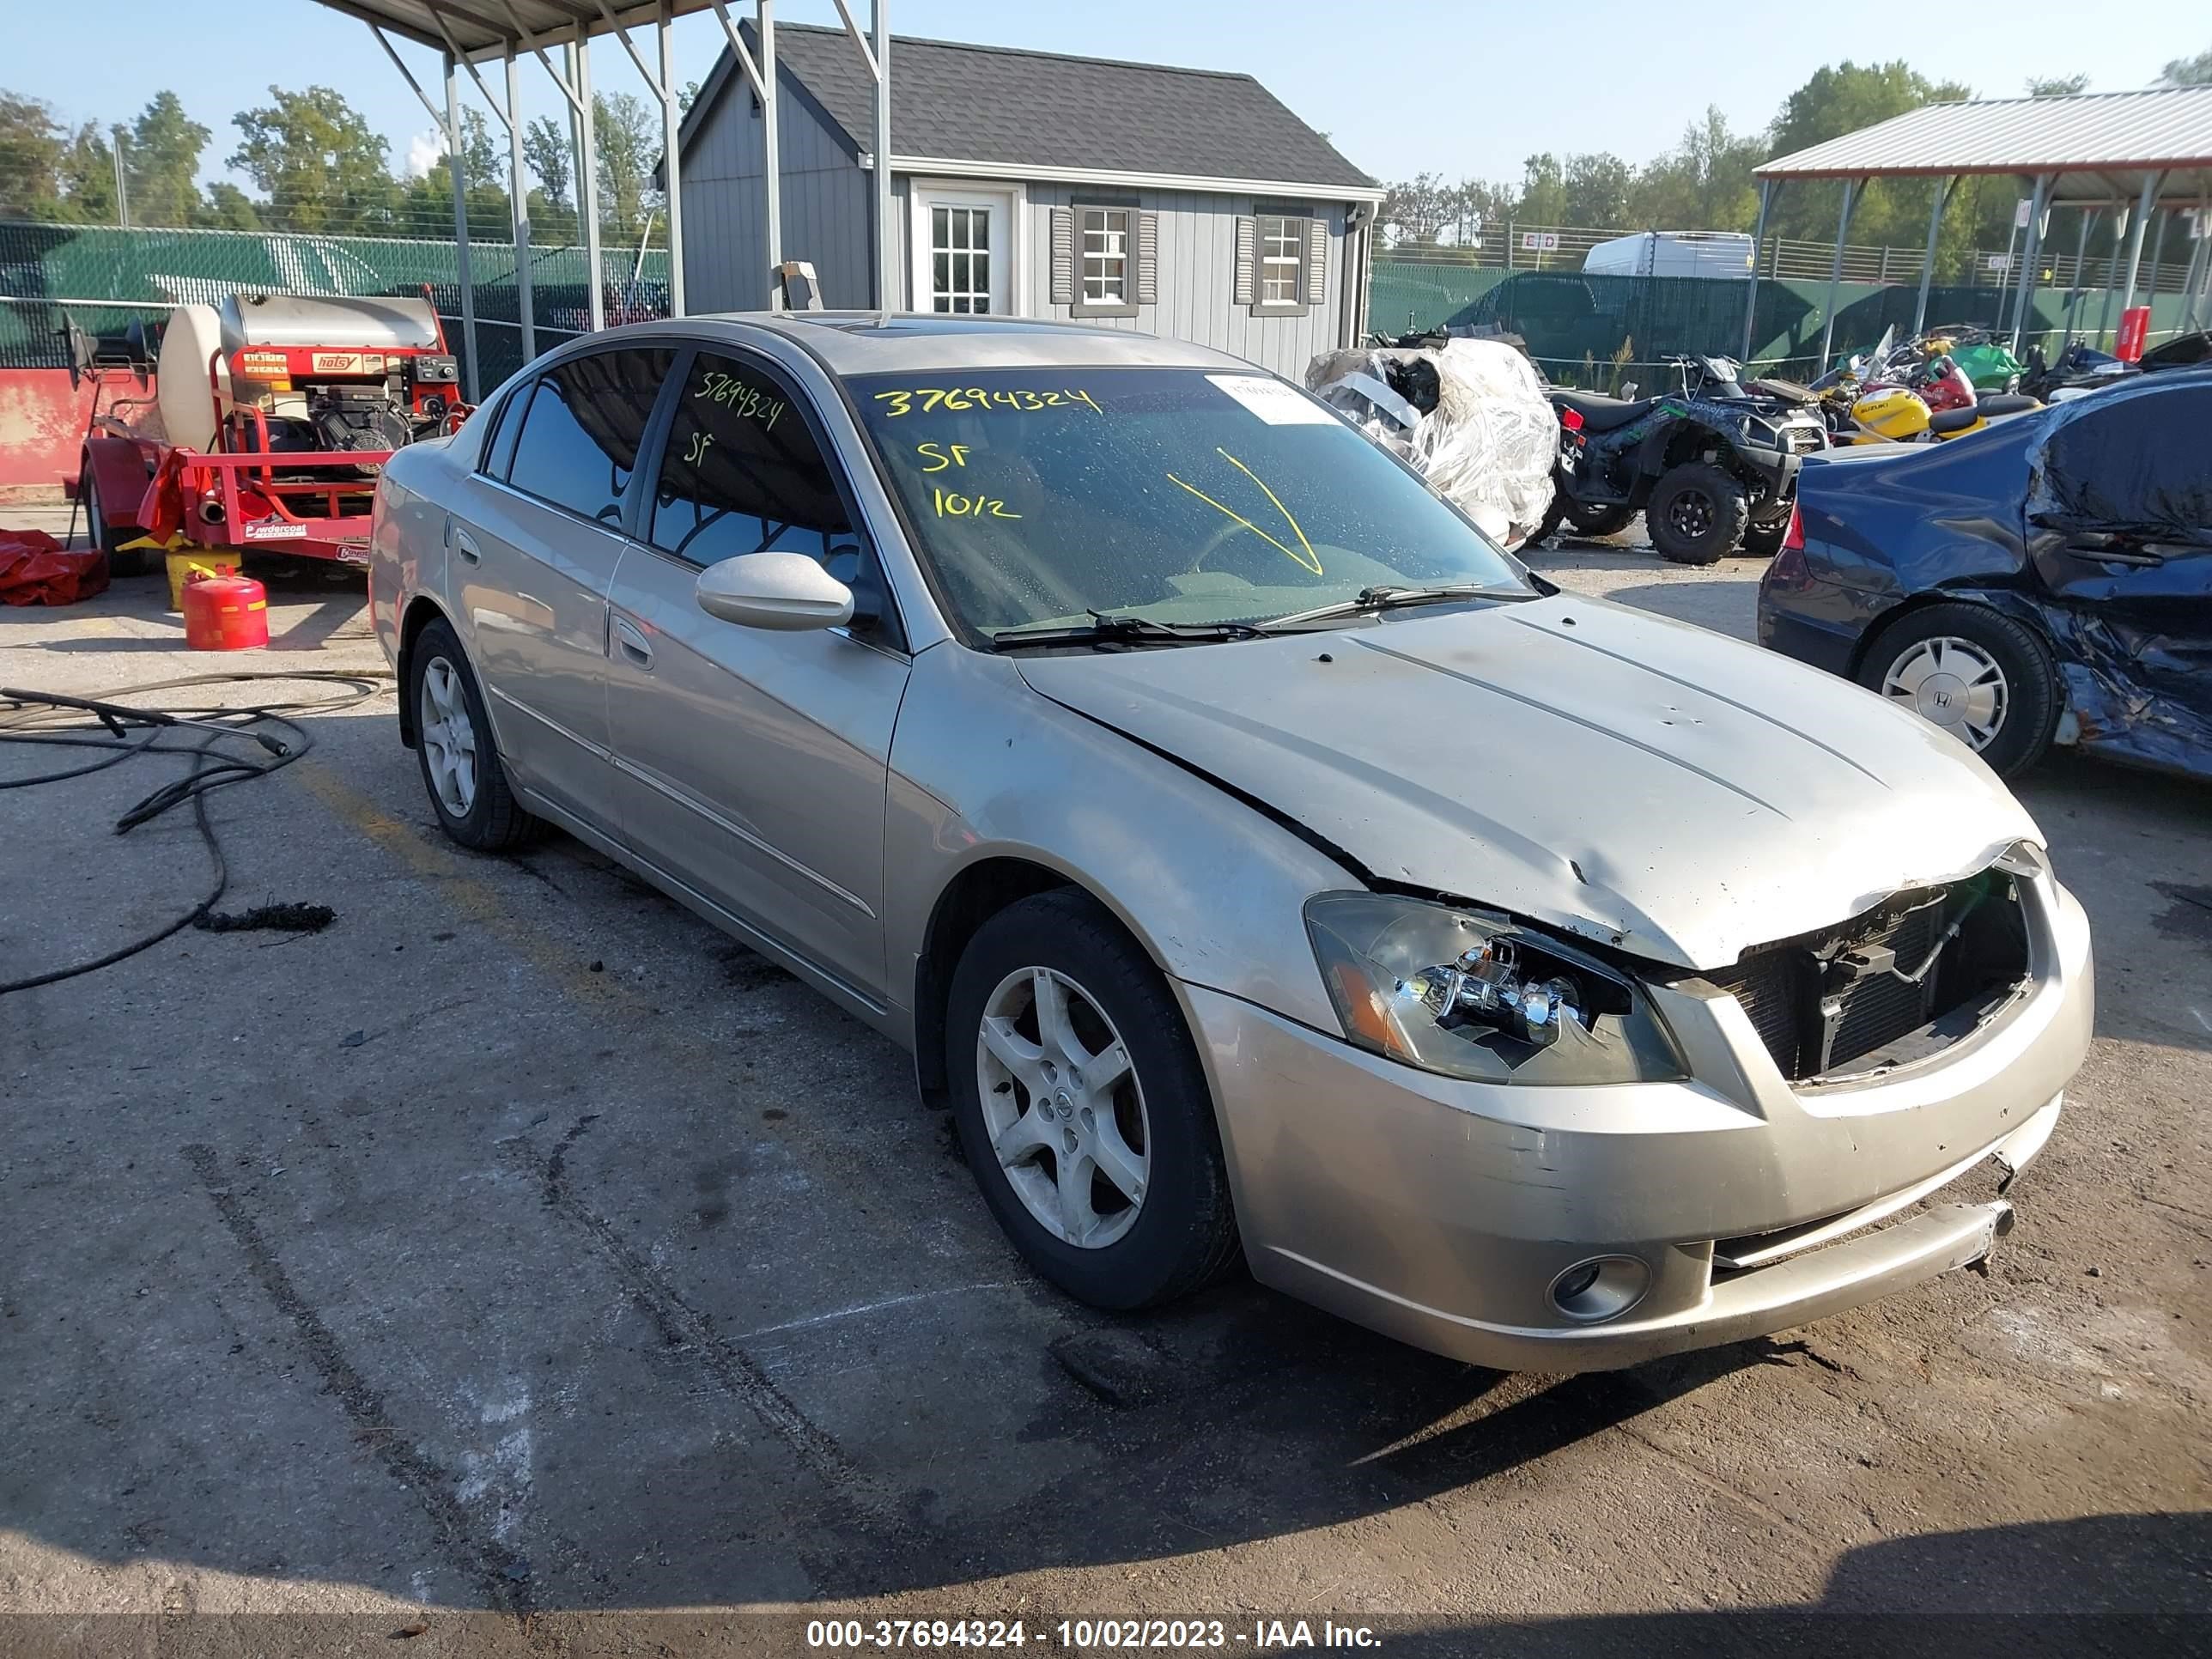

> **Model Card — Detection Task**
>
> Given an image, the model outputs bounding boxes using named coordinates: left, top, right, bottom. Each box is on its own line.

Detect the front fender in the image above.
left=79, top=434, right=160, bottom=526
left=884, top=643, right=1356, bottom=1039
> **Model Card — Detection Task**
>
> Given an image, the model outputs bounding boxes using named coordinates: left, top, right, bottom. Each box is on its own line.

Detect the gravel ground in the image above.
left=2, top=507, right=2205, bottom=1656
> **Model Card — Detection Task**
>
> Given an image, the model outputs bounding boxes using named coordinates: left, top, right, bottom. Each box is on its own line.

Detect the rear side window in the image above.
left=649, top=352, right=854, bottom=569
left=506, top=348, right=673, bottom=523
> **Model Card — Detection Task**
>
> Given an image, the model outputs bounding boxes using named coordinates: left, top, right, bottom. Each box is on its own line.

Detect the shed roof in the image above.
left=1756, top=86, right=2212, bottom=206
left=681, top=21, right=1378, bottom=199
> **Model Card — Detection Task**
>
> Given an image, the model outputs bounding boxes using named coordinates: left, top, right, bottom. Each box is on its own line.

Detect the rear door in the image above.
left=603, top=345, right=911, bottom=1001
left=447, top=345, right=674, bottom=834
left=2026, top=378, right=2212, bottom=762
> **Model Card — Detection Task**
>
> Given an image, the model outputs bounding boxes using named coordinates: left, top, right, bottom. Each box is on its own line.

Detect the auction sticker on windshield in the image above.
left=1206, top=374, right=1336, bottom=425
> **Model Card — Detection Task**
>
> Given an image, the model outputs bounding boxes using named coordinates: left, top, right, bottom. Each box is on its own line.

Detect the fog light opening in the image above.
left=1549, top=1255, right=1652, bottom=1323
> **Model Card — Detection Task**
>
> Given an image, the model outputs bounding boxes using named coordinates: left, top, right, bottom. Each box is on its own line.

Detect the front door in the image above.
left=604, top=347, right=910, bottom=1001
left=2025, top=379, right=2212, bottom=761
left=909, top=184, right=1015, bottom=315
left=450, top=346, right=672, bottom=835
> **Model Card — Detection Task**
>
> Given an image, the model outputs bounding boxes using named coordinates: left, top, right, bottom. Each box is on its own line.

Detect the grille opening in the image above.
left=1707, top=871, right=2029, bottom=1082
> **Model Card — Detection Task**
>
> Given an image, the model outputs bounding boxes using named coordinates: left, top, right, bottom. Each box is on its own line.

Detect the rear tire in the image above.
left=1563, top=502, right=1638, bottom=538
left=406, top=618, right=543, bottom=850
left=946, top=890, right=1240, bottom=1311
left=1855, top=603, right=2059, bottom=778
left=1646, top=463, right=1749, bottom=564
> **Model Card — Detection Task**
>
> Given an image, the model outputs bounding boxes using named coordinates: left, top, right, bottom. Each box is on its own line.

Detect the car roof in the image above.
left=583, top=311, right=1256, bottom=376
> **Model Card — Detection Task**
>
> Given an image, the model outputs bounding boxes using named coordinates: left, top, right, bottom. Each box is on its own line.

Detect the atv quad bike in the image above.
left=1537, top=365, right=1824, bottom=564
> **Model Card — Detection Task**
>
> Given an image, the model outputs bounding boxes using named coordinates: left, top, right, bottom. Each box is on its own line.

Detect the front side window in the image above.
left=504, top=349, right=672, bottom=523
left=650, top=352, right=854, bottom=574
left=1081, top=208, right=1130, bottom=306
left=850, top=368, right=1526, bottom=639
left=929, top=204, right=993, bottom=314
left=1258, top=216, right=1306, bottom=307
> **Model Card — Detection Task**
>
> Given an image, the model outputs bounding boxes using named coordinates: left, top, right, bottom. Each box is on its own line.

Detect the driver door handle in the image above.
left=611, top=614, right=654, bottom=670
left=453, top=527, right=482, bottom=565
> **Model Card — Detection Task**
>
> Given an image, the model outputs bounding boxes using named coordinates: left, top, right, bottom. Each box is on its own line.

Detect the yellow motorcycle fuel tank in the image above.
left=1850, top=386, right=1933, bottom=441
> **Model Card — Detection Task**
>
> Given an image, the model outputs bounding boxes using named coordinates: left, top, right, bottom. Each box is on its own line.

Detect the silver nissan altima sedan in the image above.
left=368, top=313, right=2092, bottom=1371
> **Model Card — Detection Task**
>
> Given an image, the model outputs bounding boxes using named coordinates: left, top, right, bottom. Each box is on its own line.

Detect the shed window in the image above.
left=1258, top=216, right=1307, bottom=307
left=1082, top=208, right=1131, bottom=305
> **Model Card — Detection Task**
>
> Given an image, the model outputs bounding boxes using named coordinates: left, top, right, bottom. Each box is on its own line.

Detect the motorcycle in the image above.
left=1804, top=332, right=2041, bottom=445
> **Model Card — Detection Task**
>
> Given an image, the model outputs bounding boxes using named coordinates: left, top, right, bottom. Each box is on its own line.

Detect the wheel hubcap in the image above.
left=1668, top=489, right=1714, bottom=539
left=1881, top=636, right=2008, bottom=750
left=975, top=966, right=1150, bottom=1249
left=418, top=656, right=479, bottom=817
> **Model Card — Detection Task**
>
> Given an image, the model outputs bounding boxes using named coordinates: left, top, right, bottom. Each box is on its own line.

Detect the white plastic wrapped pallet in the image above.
left=1305, top=340, right=1557, bottom=545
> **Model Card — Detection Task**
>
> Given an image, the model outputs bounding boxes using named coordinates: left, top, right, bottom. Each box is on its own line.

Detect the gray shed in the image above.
left=675, top=23, right=1383, bottom=377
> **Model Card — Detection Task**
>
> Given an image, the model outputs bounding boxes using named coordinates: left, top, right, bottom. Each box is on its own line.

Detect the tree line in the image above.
left=0, top=81, right=702, bottom=246
left=1381, top=52, right=2212, bottom=276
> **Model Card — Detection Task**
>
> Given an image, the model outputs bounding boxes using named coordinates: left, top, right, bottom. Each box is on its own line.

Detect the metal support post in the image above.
left=444, top=53, right=481, bottom=402
left=1913, top=176, right=1959, bottom=334
left=2008, top=174, right=2053, bottom=354
left=2059, top=207, right=2096, bottom=350
left=710, top=0, right=781, bottom=307
left=1816, top=178, right=1862, bottom=372
left=2116, top=171, right=2163, bottom=322
left=507, top=51, right=534, bottom=362
left=659, top=1, right=685, bottom=315
left=1740, top=178, right=1773, bottom=360
left=577, top=34, right=605, bottom=330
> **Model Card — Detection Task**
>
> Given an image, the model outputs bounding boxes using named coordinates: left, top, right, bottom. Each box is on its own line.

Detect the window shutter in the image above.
left=1233, top=216, right=1256, bottom=307
left=1135, top=210, right=1158, bottom=306
left=1304, top=217, right=1328, bottom=306
left=1048, top=207, right=1075, bottom=306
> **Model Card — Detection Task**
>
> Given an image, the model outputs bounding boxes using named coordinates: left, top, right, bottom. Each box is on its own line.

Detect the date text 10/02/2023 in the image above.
left=803, top=1618, right=1382, bottom=1650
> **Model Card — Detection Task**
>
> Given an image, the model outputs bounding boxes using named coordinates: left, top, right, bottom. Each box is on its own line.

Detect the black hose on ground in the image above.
left=0, top=671, right=392, bottom=996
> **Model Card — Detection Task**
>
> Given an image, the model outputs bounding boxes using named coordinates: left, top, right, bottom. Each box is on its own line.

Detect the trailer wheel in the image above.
left=82, top=463, right=154, bottom=577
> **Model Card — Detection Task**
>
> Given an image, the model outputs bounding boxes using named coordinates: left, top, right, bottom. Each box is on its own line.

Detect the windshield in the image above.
left=847, top=368, right=1528, bottom=639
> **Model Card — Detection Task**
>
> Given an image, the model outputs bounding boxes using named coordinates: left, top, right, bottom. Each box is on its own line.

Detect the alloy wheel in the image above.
left=1881, top=635, right=2008, bottom=750
left=975, top=966, right=1151, bottom=1249
left=418, top=656, right=480, bottom=817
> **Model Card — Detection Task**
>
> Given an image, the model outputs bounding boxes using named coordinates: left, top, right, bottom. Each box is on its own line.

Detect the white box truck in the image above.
left=1582, top=231, right=1755, bottom=279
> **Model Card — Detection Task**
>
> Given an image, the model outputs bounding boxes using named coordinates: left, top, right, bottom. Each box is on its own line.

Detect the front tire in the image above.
left=946, top=890, right=1240, bottom=1311
left=1855, top=603, right=2059, bottom=778
left=406, top=618, right=542, bottom=849
left=1646, top=463, right=1749, bottom=564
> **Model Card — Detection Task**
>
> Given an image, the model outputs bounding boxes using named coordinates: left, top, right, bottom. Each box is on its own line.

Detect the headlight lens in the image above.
left=1304, top=893, right=1686, bottom=1085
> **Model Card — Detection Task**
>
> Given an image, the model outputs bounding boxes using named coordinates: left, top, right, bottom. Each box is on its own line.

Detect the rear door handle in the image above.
left=611, top=614, right=653, bottom=670
left=453, top=527, right=482, bottom=565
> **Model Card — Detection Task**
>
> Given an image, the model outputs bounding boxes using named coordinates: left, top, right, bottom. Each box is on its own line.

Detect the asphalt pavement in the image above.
left=2, top=510, right=2206, bottom=1656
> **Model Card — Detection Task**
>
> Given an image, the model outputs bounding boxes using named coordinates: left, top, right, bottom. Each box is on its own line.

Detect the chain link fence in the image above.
left=1371, top=264, right=2209, bottom=385
left=0, top=220, right=670, bottom=389
left=1381, top=224, right=2200, bottom=294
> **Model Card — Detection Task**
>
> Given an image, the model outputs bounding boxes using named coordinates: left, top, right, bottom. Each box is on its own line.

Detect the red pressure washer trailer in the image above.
left=80, top=293, right=467, bottom=570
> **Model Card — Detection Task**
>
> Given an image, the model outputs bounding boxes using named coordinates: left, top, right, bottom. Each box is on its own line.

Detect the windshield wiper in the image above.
left=991, top=611, right=1267, bottom=651
left=1257, top=584, right=1510, bottom=631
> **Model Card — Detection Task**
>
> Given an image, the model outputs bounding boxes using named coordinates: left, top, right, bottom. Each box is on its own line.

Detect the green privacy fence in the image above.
left=0, top=221, right=670, bottom=389
left=1370, top=258, right=2204, bottom=381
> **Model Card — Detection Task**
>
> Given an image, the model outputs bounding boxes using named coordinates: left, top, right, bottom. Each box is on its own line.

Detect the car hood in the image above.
left=1015, top=596, right=2040, bottom=971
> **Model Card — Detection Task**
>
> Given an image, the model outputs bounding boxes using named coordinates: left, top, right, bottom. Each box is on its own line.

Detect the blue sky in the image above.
left=14, top=0, right=2208, bottom=191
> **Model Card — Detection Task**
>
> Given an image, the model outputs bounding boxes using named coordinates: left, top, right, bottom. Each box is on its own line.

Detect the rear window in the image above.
left=505, top=349, right=672, bottom=523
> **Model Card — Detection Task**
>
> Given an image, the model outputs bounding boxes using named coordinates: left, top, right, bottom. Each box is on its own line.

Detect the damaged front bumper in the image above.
left=1187, top=872, right=2092, bottom=1372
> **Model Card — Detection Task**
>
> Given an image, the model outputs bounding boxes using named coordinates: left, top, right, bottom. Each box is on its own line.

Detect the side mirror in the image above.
left=696, top=551, right=854, bottom=631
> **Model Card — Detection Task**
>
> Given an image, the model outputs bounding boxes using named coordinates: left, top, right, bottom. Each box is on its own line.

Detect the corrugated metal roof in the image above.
left=309, top=0, right=722, bottom=58
left=1757, top=87, right=2212, bottom=198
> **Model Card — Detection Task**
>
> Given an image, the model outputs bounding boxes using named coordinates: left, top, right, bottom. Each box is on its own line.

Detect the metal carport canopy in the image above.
left=1740, top=86, right=2212, bottom=362
left=304, top=0, right=893, bottom=401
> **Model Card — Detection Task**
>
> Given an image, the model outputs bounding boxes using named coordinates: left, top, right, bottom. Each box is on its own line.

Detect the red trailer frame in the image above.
left=80, top=300, right=467, bottom=567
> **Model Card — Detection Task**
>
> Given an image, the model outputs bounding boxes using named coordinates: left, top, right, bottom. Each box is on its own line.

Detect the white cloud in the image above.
left=404, top=130, right=446, bottom=179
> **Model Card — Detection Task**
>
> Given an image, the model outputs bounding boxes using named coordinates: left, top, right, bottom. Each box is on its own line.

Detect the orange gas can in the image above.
left=182, top=572, right=269, bottom=651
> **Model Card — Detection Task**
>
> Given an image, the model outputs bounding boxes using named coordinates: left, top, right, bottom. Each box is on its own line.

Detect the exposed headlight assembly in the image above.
left=1305, top=893, right=1686, bottom=1085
